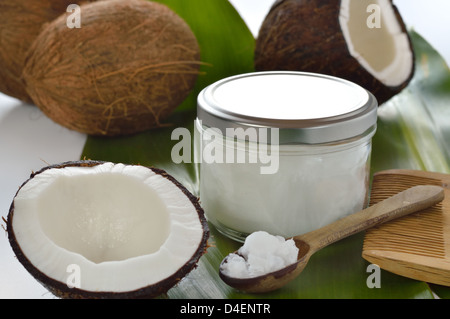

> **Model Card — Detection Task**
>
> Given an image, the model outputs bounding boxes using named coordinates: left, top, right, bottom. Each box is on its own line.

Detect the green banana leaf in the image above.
left=82, top=0, right=450, bottom=299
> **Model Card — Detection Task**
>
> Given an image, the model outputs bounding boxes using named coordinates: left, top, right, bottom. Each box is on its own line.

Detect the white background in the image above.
left=1, top=0, right=449, bottom=298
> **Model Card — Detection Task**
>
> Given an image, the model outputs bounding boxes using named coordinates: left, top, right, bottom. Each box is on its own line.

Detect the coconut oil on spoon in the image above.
left=219, top=185, right=445, bottom=294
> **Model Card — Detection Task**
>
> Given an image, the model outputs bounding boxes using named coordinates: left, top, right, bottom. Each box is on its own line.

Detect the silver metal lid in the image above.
left=197, top=71, right=378, bottom=144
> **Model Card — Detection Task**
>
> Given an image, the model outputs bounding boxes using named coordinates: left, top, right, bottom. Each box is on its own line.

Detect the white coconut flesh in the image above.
left=11, top=162, right=205, bottom=293
left=339, top=0, right=413, bottom=87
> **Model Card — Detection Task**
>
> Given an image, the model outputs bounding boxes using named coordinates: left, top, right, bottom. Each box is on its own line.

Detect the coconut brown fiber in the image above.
left=254, top=0, right=415, bottom=105
left=0, top=0, right=99, bottom=104
left=23, top=0, right=201, bottom=136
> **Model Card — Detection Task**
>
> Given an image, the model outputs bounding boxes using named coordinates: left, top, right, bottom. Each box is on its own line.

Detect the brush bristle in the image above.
left=362, top=170, right=450, bottom=286
left=364, top=172, right=446, bottom=258
left=363, top=205, right=445, bottom=258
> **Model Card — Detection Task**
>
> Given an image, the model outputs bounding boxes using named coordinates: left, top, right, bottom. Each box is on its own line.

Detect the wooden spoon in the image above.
left=219, top=185, right=445, bottom=293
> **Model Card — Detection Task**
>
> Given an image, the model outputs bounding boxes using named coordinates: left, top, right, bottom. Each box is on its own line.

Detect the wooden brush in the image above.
left=362, top=169, right=450, bottom=286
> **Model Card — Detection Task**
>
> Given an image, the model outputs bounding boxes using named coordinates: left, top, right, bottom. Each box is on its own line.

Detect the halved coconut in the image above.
left=6, top=161, right=209, bottom=299
left=255, top=0, right=415, bottom=105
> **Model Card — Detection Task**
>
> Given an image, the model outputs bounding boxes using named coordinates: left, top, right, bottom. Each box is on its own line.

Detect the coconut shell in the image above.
left=0, top=0, right=99, bottom=103
left=254, top=0, right=415, bottom=105
left=6, top=160, right=210, bottom=299
left=23, top=0, right=201, bottom=136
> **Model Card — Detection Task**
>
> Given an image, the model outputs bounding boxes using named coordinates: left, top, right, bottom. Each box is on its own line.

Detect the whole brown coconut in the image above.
left=0, top=0, right=99, bottom=103
left=23, top=0, right=201, bottom=136
left=255, top=0, right=415, bottom=105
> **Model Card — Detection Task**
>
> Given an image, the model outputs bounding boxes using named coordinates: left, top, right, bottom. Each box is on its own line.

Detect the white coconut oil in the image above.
left=220, top=231, right=299, bottom=279
left=196, top=71, right=377, bottom=242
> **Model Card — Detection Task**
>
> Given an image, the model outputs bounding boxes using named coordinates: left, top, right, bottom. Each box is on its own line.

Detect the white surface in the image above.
left=210, top=73, right=369, bottom=119
left=0, top=98, right=86, bottom=298
left=394, top=0, right=450, bottom=66
left=1, top=0, right=449, bottom=299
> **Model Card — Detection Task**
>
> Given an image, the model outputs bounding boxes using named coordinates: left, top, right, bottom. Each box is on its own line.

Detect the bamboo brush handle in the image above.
left=297, top=185, right=445, bottom=252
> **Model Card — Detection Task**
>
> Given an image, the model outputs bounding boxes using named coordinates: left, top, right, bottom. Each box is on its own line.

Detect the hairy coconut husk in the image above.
left=254, top=0, right=415, bottom=105
left=23, top=0, right=201, bottom=136
left=0, top=0, right=99, bottom=103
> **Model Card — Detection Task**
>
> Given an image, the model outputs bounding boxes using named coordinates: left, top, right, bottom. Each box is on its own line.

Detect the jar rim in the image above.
left=197, top=71, right=378, bottom=144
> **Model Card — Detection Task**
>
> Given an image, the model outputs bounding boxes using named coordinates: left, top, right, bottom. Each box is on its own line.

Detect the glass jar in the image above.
left=196, top=71, right=377, bottom=242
